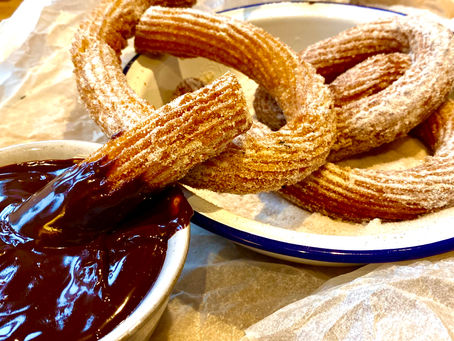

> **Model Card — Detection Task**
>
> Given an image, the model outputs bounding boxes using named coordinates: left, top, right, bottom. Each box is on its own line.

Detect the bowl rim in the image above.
left=0, top=140, right=191, bottom=340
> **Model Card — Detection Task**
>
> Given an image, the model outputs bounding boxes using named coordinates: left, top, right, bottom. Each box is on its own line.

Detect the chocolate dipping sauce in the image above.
left=0, top=159, right=192, bottom=340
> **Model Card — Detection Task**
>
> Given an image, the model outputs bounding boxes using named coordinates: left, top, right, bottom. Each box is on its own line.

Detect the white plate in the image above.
left=125, top=2, right=454, bottom=266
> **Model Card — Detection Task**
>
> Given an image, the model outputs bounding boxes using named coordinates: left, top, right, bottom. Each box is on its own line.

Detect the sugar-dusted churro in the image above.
left=255, top=16, right=454, bottom=161
left=135, top=6, right=335, bottom=193
left=258, top=49, right=454, bottom=221
left=255, top=53, right=411, bottom=130
left=5, top=72, right=251, bottom=245
left=71, top=0, right=196, bottom=137
left=280, top=100, right=454, bottom=221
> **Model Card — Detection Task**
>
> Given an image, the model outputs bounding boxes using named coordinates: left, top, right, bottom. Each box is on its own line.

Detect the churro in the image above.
left=280, top=100, right=454, bottom=221
left=255, top=16, right=454, bottom=161
left=135, top=6, right=335, bottom=193
left=255, top=53, right=411, bottom=131
left=6, top=73, right=251, bottom=245
left=71, top=0, right=196, bottom=137
left=258, top=49, right=454, bottom=221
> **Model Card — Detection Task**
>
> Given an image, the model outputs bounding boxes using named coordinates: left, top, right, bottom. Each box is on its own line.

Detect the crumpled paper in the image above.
left=0, top=0, right=105, bottom=147
left=243, top=257, right=454, bottom=340
left=1, top=1, right=454, bottom=340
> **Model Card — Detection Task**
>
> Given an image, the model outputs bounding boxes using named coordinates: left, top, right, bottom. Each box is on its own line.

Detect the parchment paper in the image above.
left=1, top=1, right=454, bottom=340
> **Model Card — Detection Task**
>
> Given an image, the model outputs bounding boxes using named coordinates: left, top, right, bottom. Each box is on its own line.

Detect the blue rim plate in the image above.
left=125, top=1, right=454, bottom=265
left=192, top=211, right=454, bottom=265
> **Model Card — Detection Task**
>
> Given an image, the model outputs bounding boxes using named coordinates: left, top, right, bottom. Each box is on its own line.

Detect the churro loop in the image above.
left=184, top=53, right=448, bottom=221
left=256, top=16, right=454, bottom=161
left=71, top=0, right=196, bottom=137
left=256, top=53, right=411, bottom=131
left=280, top=99, right=454, bottom=222
left=272, top=52, right=454, bottom=221
left=134, top=6, right=335, bottom=194
left=71, top=0, right=256, bottom=195
left=252, top=18, right=454, bottom=221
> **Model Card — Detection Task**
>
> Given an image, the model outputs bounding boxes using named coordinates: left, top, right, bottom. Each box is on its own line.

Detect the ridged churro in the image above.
left=255, top=53, right=411, bottom=131
left=85, top=72, right=251, bottom=191
left=272, top=51, right=454, bottom=221
left=280, top=100, right=454, bottom=222
left=7, top=72, right=251, bottom=245
left=135, top=6, right=335, bottom=194
left=255, top=16, right=454, bottom=161
left=73, top=1, right=454, bottom=222
left=308, top=16, right=454, bottom=161
left=71, top=0, right=196, bottom=137
left=258, top=49, right=454, bottom=221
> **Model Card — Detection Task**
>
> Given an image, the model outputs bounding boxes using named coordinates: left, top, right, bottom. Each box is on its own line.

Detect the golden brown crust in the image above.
left=255, top=53, right=411, bottom=131
left=280, top=100, right=454, bottom=222
left=255, top=16, right=454, bottom=161
left=84, top=72, right=252, bottom=191
left=71, top=0, right=196, bottom=137
left=307, top=16, right=454, bottom=161
left=71, top=0, right=254, bottom=191
left=279, top=49, right=454, bottom=221
left=9, top=72, right=251, bottom=247
left=256, top=42, right=454, bottom=221
left=135, top=6, right=335, bottom=193
left=328, top=52, right=411, bottom=107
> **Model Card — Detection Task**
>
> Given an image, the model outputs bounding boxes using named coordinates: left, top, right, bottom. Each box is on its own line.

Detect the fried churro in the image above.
left=135, top=6, right=335, bottom=193
left=255, top=16, right=454, bottom=161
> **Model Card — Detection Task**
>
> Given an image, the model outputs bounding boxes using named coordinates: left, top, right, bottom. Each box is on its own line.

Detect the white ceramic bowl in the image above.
left=0, top=140, right=191, bottom=340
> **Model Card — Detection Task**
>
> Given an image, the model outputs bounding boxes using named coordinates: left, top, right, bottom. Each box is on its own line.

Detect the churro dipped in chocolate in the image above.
left=1, top=73, right=251, bottom=246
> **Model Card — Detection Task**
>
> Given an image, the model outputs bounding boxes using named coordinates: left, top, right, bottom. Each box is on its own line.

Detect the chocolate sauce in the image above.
left=2, top=157, right=156, bottom=247
left=0, top=159, right=192, bottom=340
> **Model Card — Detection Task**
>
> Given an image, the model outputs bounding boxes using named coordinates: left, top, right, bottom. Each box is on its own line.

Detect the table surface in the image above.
left=0, top=0, right=22, bottom=21
left=1, top=1, right=454, bottom=339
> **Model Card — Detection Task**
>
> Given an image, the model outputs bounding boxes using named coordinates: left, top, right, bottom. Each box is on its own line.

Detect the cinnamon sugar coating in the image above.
left=308, top=16, right=454, bottom=161
left=328, top=53, right=411, bottom=109
left=71, top=0, right=254, bottom=191
left=85, top=72, right=252, bottom=191
left=262, top=49, right=454, bottom=221
left=252, top=16, right=454, bottom=221
left=280, top=100, right=454, bottom=221
left=256, top=53, right=411, bottom=131
left=135, top=6, right=335, bottom=193
left=71, top=0, right=196, bottom=137
left=255, top=15, right=454, bottom=161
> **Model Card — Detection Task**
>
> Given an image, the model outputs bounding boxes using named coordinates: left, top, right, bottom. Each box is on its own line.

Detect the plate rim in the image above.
left=216, top=0, right=406, bottom=17
left=192, top=211, right=454, bottom=263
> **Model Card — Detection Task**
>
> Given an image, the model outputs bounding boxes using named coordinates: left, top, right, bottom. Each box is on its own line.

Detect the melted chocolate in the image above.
left=3, top=157, right=154, bottom=247
left=0, top=159, right=192, bottom=340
